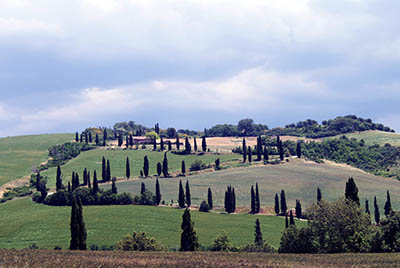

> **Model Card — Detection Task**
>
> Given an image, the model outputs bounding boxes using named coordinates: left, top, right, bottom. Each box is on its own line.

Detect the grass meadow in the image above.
left=326, top=130, right=400, bottom=146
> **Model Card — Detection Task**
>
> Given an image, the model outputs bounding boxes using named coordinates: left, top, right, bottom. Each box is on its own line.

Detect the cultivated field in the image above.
left=1, top=250, right=399, bottom=268
left=326, top=130, right=400, bottom=146
left=0, top=134, right=72, bottom=186
left=0, top=198, right=304, bottom=250
left=103, top=159, right=400, bottom=209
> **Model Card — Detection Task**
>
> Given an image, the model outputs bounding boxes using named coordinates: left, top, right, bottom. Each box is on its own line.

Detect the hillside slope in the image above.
left=325, top=130, right=400, bottom=146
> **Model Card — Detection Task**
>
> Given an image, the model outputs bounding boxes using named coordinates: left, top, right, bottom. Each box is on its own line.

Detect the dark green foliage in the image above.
left=106, top=160, right=111, bottom=182
left=103, top=128, right=107, bottom=146
left=185, top=180, right=191, bottom=207
left=80, top=133, right=83, bottom=143
left=345, top=177, right=360, bottom=206
left=280, top=189, right=287, bottom=215
left=194, top=137, right=197, bottom=152
left=56, top=165, right=63, bottom=192
left=168, top=141, right=172, bottom=151
left=255, top=183, right=260, bottom=213
left=85, top=132, right=88, bottom=144
left=242, top=138, right=247, bottom=163
left=95, top=134, right=99, bottom=146
left=279, top=140, right=284, bottom=161
left=189, top=160, right=207, bottom=171
left=166, top=128, right=176, bottom=139
left=374, top=196, right=380, bottom=224
left=70, top=196, right=87, bottom=250
left=143, top=156, right=149, bottom=177
left=185, top=137, right=191, bottom=154
left=153, top=137, right=157, bottom=151
left=206, top=120, right=268, bottom=137
left=67, top=182, right=71, bottom=192
left=126, top=157, right=130, bottom=179
left=255, top=218, right=263, bottom=245
left=256, top=136, right=262, bottom=161
left=160, top=137, right=164, bottom=151
left=155, top=178, right=161, bottom=205
left=92, top=170, right=98, bottom=194
left=207, top=188, right=213, bottom=210
left=289, top=210, right=295, bottom=226
left=157, top=162, right=162, bottom=177
left=317, top=187, right=322, bottom=202
left=279, top=226, right=318, bottom=253
left=176, top=135, right=180, bottom=151
left=199, top=200, right=210, bottom=212
left=102, top=157, right=106, bottom=181
left=129, top=134, right=133, bottom=147
left=215, top=158, right=221, bottom=170
left=1, top=186, right=32, bottom=203
left=379, top=211, right=400, bottom=252
left=250, top=185, right=255, bottom=214
left=365, top=199, right=370, bottom=215
left=48, top=142, right=93, bottom=167
left=384, top=190, right=392, bottom=216
left=285, top=214, right=289, bottom=228
left=178, top=180, right=185, bottom=208
left=295, top=200, right=302, bottom=219
left=135, top=189, right=155, bottom=206
left=111, top=178, right=117, bottom=194
left=125, top=136, right=129, bottom=148
left=75, top=132, right=79, bottom=142
left=224, top=186, right=236, bottom=213
left=155, top=123, right=160, bottom=135
left=202, top=137, right=207, bottom=152
left=118, top=134, right=123, bottom=147
left=141, top=182, right=146, bottom=195
left=83, top=168, right=88, bottom=186
left=162, top=153, right=168, bottom=177
left=87, top=171, right=91, bottom=188
left=274, top=193, right=280, bottom=215
left=181, top=160, right=186, bottom=175
left=116, top=232, right=165, bottom=251
left=296, top=142, right=302, bottom=158
left=263, top=146, right=269, bottom=162
left=180, top=209, right=199, bottom=251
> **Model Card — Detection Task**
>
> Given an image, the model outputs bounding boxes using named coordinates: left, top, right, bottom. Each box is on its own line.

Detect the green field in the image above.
left=326, top=130, right=400, bottom=146
left=0, top=198, right=304, bottom=250
left=42, top=149, right=240, bottom=188
left=0, top=134, right=72, bottom=186
left=103, top=159, right=400, bottom=209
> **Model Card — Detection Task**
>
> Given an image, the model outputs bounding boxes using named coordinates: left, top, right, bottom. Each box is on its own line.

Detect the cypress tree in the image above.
left=140, top=170, right=143, bottom=177
left=92, top=170, right=98, bottom=194
left=280, top=189, right=287, bottom=215
left=68, top=182, right=71, bottom=192
left=232, top=187, right=236, bottom=213
left=71, top=172, right=76, bottom=191
left=276, top=135, right=280, bottom=147
left=224, top=187, right=230, bottom=213
left=35, top=172, right=41, bottom=191
left=85, top=132, right=88, bottom=144
left=168, top=141, right=172, bottom=151
left=157, top=162, right=162, bottom=177
left=194, top=137, right=197, bottom=152
left=125, top=135, right=129, bottom=148
left=106, top=160, right=111, bottom=182
left=274, top=193, right=280, bottom=215
left=118, top=134, right=123, bottom=146
left=111, top=178, right=117, bottom=194
left=289, top=210, right=295, bottom=226
left=114, top=130, right=118, bottom=140
left=143, top=156, right=149, bottom=177
left=160, top=137, right=164, bottom=151
left=295, top=200, right=302, bottom=219
left=129, top=134, right=133, bottom=147
left=365, top=199, right=370, bottom=215
left=155, top=178, right=161, bottom=205
left=56, top=165, right=63, bottom=191
left=101, top=157, right=106, bottom=181
left=176, top=135, right=180, bottom=150
left=285, top=213, right=289, bottom=228
left=89, top=132, right=92, bottom=143
left=95, top=134, right=99, bottom=146
left=103, top=128, right=107, bottom=146
left=141, top=182, right=146, bottom=195
left=162, top=152, right=169, bottom=177
left=75, top=132, right=79, bottom=142
left=180, top=209, right=199, bottom=251
left=155, top=123, right=160, bottom=135
left=83, top=168, right=88, bottom=186
left=374, top=196, right=380, bottom=224
left=316, top=188, right=322, bottom=203
left=69, top=196, right=87, bottom=250
left=345, top=177, right=360, bottom=206
left=181, top=160, right=186, bottom=176
left=248, top=146, right=252, bottom=162
left=202, top=136, right=207, bottom=152
left=256, top=136, right=262, bottom=161
left=215, top=158, right=220, bottom=170
left=207, top=188, right=213, bottom=210
left=250, top=185, right=255, bottom=214
left=185, top=137, right=191, bottom=154
left=178, top=180, right=185, bottom=208
left=75, top=173, right=80, bottom=189
left=254, top=218, right=263, bottom=245
left=153, top=137, right=157, bottom=151
left=255, top=183, right=260, bottom=213
left=185, top=180, right=191, bottom=207
left=126, top=157, right=130, bottom=179
left=80, top=133, right=83, bottom=143
left=296, top=142, right=302, bottom=158
left=384, top=190, right=392, bottom=216
left=242, top=138, right=247, bottom=162
left=87, top=171, right=91, bottom=188
left=279, top=140, right=284, bottom=161
left=263, top=146, right=269, bottom=162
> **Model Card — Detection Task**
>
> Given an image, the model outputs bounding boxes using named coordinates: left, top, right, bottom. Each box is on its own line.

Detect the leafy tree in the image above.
left=384, top=190, right=392, bottom=216
left=168, top=141, right=172, bottom=151
left=211, top=232, right=233, bottom=251
left=180, top=209, right=199, bottom=251
left=126, top=157, right=130, bottom=179
left=199, top=200, right=210, bottom=212
left=118, top=134, right=123, bottom=147
left=80, top=133, right=83, bottom=143
left=251, top=185, right=255, bottom=214
left=242, top=138, right=247, bottom=162
left=296, top=142, right=302, bottom=158
left=365, top=199, right=370, bottom=215
left=248, top=146, right=252, bottom=162
left=279, top=226, right=318, bottom=253
left=178, top=180, right=185, bottom=208
left=345, top=177, right=360, bottom=206
left=379, top=211, right=400, bottom=252
left=88, top=132, right=92, bottom=143
left=125, top=135, right=129, bottom=148
left=87, top=171, right=91, bottom=189
left=155, top=178, right=161, bottom=205
left=215, top=158, right=221, bottom=170
left=280, top=189, right=287, bottom=215
left=238, top=118, right=254, bottom=136
left=202, top=136, right=207, bottom=152
left=102, top=157, right=106, bottom=181
left=116, top=232, right=165, bottom=251
left=129, top=134, right=133, bottom=147
left=92, top=170, right=98, bottom=194
left=155, top=123, right=160, bottom=135
left=274, top=193, right=280, bottom=215
left=295, top=200, right=302, bottom=219
left=208, top=187, right=213, bottom=210
left=157, top=162, right=162, bottom=177
left=143, top=156, right=149, bottom=177
left=317, top=187, right=322, bottom=202
left=162, top=152, right=169, bottom=177
left=69, top=196, right=87, bottom=250
left=181, top=160, right=186, bottom=176
left=255, top=218, right=263, bottom=245
left=185, top=137, right=191, bottom=154
left=56, top=165, right=63, bottom=192
left=185, top=180, right=191, bottom=207
left=167, top=127, right=176, bottom=138
left=285, top=213, right=289, bottom=228
left=111, top=178, right=117, bottom=194
left=289, top=210, right=295, bottom=226
left=374, top=196, right=380, bottom=224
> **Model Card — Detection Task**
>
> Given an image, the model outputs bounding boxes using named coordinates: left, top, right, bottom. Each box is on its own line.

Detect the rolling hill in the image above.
left=325, top=130, right=400, bottom=146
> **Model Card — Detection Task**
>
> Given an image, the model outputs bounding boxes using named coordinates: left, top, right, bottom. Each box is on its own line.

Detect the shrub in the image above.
left=240, top=242, right=275, bottom=252
left=199, top=201, right=210, bottom=212
left=211, top=232, right=236, bottom=251
left=115, top=232, right=165, bottom=251
left=189, top=160, right=207, bottom=171
left=32, top=192, right=42, bottom=203
left=44, top=190, right=70, bottom=206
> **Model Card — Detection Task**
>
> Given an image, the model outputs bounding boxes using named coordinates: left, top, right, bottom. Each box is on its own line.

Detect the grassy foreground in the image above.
left=0, top=198, right=304, bottom=250
left=0, top=134, right=72, bottom=186
left=1, top=250, right=399, bottom=268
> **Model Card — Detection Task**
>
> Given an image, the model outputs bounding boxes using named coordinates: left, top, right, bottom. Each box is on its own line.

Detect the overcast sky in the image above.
left=0, top=0, right=400, bottom=137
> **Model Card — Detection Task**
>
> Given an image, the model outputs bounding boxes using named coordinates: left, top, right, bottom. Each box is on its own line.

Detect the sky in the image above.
left=1, top=0, right=400, bottom=137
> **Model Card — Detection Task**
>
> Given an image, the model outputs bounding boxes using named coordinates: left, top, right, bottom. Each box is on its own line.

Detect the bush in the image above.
left=133, top=190, right=155, bottom=205
left=115, top=232, right=165, bottom=251
left=44, top=190, right=70, bottom=206
left=32, top=192, right=42, bottom=203
left=189, top=160, right=207, bottom=171
left=240, top=242, right=275, bottom=252
left=199, top=201, right=210, bottom=212
left=211, top=232, right=237, bottom=251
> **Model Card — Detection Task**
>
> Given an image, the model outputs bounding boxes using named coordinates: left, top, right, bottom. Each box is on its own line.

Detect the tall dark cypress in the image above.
left=85, top=132, right=88, bottom=144
left=280, top=189, right=287, bottom=215
left=296, top=142, right=302, bottom=158
left=153, top=137, right=157, bottom=151
left=254, top=218, right=263, bottom=245
left=317, top=187, right=322, bottom=202
left=256, top=136, right=262, bottom=161
left=141, top=182, right=146, bottom=195
left=71, top=172, right=76, bottom=191
left=180, top=209, right=199, bottom=251
left=155, top=123, right=160, bottom=135
left=125, top=135, right=129, bottom=148
left=185, top=180, right=191, bottom=207
left=248, top=146, right=252, bottom=162
left=255, top=183, right=260, bottom=213
left=279, top=140, right=284, bottom=161
left=162, top=152, right=169, bottom=177
left=106, top=159, right=111, bottom=182
left=194, top=137, right=197, bottom=152
left=68, top=182, right=71, bottom=192
left=242, top=138, right=247, bottom=162
left=202, top=136, right=207, bottom=152
left=250, top=185, right=256, bottom=214
left=181, top=160, right=186, bottom=176
left=295, top=200, right=302, bottom=219
left=285, top=213, right=289, bottom=228
left=92, top=170, right=98, bottom=194
left=95, top=134, right=99, bottom=146
left=365, top=199, right=370, bottom=215
left=224, top=186, right=235, bottom=213
left=126, top=157, right=130, bottom=179
left=69, top=196, right=87, bottom=250
left=168, top=141, right=172, bottom=151
left=263, top=146, right=269, bottom=162
left=345, top=177, right=359, bottom=206
left=160, top=137, right=164, bottom=151
left=56, top=165, right=63, bottom=191
left=103, top=128, right=107, bottom=146
left=83, top=168, right=88, bottom=186
left=207, top=188, right=213, bottom=210
left=75, top=132, right=79, bottom=142
left=274, top=193, right=280, bottom=215
left=87, top=171, right=91, bottom=188
left=185, top=137, right=191, bottom=154
left=289, top=210, right=295, bottom=226
left=155, top=178, right=161, bottom=205
left=75, top=173, right=80, bottom=189
left=178, top=180, right=185, bottom=208
left=89, top=132, right=92, bottom=143
left=157, top=162, right=162, bottom=177
left=143, top=156, right=149, bottom=177
left=118, top=134, right=123, bottom=147
left=80, top=133, right=83, bottom=143
left=276, top=135, right=280, bottom=147
left=232, top=187, right=236, bottom=213
left=101, top=157, right=106, bottom=181
left=374, top=196, right=380, bottom=224
left=176, top=135, right=180, bottom=150
left=129, top=134, right=133, bottom=147
left=384, top=190, right=392, bottom=216
left=111, top=178, right=117, bottom=194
